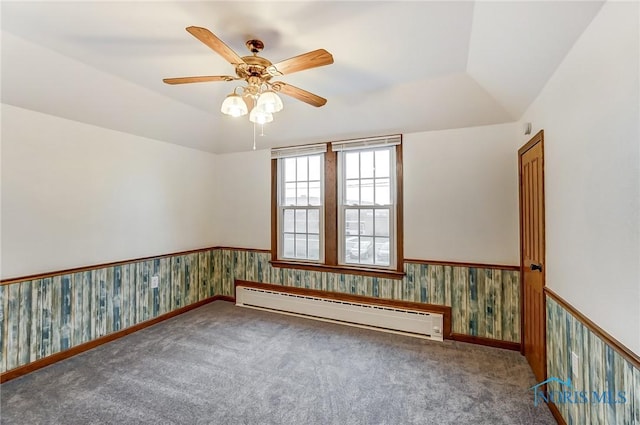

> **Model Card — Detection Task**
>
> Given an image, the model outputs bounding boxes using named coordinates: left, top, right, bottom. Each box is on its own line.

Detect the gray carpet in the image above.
left=1, top=302, right=555, bottom=425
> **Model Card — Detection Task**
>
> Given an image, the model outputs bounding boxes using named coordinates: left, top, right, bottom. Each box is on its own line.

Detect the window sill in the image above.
left=269, top=260, right=405, bottom=280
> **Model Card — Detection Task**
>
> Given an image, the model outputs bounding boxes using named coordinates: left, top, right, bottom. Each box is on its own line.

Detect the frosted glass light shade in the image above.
left=221, top=94, right=248, bottom=117
left=249, top=107, right=273, bottom=124
left=256, top=90, right=283, bottom=113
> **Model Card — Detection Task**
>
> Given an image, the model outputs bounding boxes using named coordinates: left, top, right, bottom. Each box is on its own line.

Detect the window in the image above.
left=337, top=146, right=395, bottom=267
left=273, top=144, right=326, bottom=262
left=272, top=136, right=403, bottom=278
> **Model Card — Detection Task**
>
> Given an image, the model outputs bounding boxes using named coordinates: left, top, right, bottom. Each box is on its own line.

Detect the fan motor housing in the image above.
left=237, top=55, right=272, bottom=80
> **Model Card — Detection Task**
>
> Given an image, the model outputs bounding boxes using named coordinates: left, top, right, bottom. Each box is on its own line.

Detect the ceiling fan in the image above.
left=163, top=26, right=334, bottom=124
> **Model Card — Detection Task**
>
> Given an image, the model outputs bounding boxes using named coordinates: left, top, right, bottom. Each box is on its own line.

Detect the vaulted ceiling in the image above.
left=1, top=1, right=604, bottom=153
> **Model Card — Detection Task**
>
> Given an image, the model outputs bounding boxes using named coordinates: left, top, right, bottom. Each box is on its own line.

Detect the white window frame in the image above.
left=335, top=139, right=398, bottom=269
left=274, top=148, right=325, bottom=263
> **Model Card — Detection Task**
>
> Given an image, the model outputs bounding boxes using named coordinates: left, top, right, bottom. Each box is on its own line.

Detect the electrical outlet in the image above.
left=151, top=275, right=159, bottom=289
left=571, top=351, right=580, bottom=377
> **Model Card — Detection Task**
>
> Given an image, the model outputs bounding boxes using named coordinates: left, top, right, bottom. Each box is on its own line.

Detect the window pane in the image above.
left=308, top=209, right=320, bottom=234
left=295, top=210, right=307, bottom=233
left=283, top=209, right=295, bottom=233
left=374, top=237, right=390, bottom=266
left=296, top=157, right=308, bottom=181
left=375, top=149, right=390, bottom=178
left=374, top=210, right=389, bottom=236
left=375, top=178, right=390, bottom=205
left=296, top=182, right=308, bottom=205
left=285, top=183, right=296, bottom=205
left=345, top=236, right=359, bottom=264
left=361, top=151, right=374, bottom=178
left=295, top=234, right=307, bottom=258
left=283, top=233, right=295, bottom=258
left=361, top=179, right=374, bottom=205
left=309, top=155, right=321, bottom=181
left=284, top=158, right=296, bottom=182
left=360, top=236, right=374, bottom=264
left=345, top=152, right=359, bottom=179
left=345, top=179, right=359, bottom=205
left=308, top=234, right=320, bottom=260
left=361, top=209, right=374, bottom=235
left=309, top=181, right=321, bottom=206
left=345, top=209, right=360, bottom=236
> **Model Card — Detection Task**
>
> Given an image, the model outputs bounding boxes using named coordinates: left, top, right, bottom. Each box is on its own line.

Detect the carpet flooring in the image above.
left=1, top=301, right=556, bottom=424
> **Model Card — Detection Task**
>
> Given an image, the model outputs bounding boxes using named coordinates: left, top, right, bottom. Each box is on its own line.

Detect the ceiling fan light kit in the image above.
left=220, top=83, right=283, bottom=122
left=164, top=26, right=333, bottom=131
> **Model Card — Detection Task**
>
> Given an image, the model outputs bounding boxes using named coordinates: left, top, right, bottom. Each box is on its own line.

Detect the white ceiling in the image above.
left=1, top=1, right=604, bottom=153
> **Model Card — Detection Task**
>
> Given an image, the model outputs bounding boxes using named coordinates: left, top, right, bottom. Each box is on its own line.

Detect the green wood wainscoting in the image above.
left=545, top=292, right=640, bottom=425
left=1, top=247, right=520, bottom=379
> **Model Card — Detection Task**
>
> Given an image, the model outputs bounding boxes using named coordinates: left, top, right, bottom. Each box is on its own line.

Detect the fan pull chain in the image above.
left=252, top=122, right=257, bottom=150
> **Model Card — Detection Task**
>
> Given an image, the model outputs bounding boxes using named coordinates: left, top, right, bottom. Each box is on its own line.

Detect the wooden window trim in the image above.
left=325, top=144, right=338, bottom=265
left=269, top=260, right=405, bottom=279
left=271, top=138, right=404, bottom=278
left=395, top=142, right=404, bottom=273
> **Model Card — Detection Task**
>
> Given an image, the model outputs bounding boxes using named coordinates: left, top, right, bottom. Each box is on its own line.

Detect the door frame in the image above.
left=518, top=129, right=546, bottom=380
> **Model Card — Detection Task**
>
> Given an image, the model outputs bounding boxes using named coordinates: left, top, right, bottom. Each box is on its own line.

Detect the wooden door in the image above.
left=519, top=130, right=546, bottom=382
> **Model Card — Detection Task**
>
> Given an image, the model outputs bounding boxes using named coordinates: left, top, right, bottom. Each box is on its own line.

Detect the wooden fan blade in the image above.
left=271, top=49, right=333, bottom=76
left=272, top=81, right=327, bottom=107
left=186, top=26, right=244, bottom=65
left=163, top=76, right=236, bottom=85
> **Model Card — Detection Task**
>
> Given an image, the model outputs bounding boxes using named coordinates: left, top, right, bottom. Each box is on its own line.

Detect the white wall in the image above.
left=404, top=123, right=519, bottom=265
left=1, top=104, right=219, bottom=279
left=1, top=107, right=522, bottom=278
left=214, top=148, right=271, bottom=249
left=518, top=1, right=640, bottom=354
left=215, top=124, right=521, bottom=265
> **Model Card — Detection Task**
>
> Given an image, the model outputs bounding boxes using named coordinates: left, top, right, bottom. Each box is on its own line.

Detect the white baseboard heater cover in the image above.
left=236, top=286, right=444, bottom=342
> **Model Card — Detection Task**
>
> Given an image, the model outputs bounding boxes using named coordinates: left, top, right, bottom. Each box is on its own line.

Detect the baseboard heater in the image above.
left=235, top=281, right=448, bottom=342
